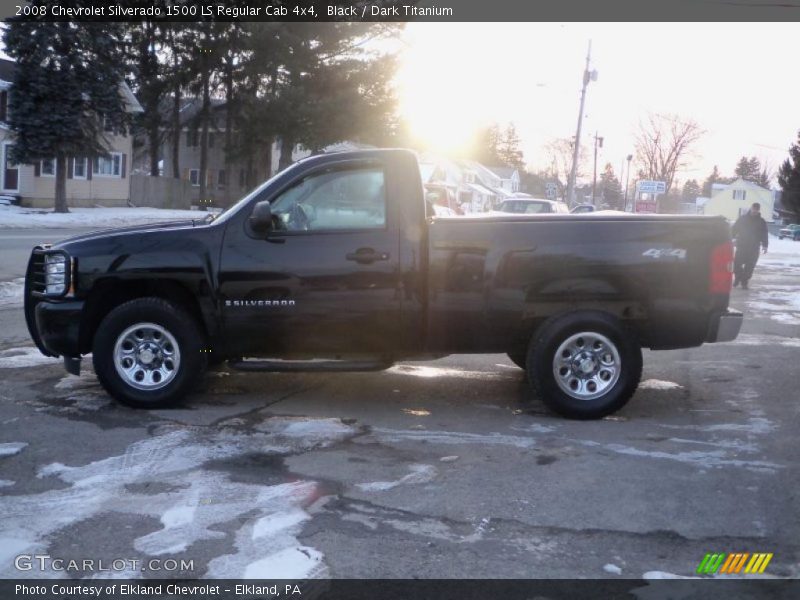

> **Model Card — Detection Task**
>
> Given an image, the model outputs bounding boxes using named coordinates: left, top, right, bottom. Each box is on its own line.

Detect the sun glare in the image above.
left=396, top=24, right=499, bottom=154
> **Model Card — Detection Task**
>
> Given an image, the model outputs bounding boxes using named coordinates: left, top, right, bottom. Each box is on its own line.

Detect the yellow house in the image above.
left=0, top=58, right=143, bottom=208
left=703, top=178, right=775, bottom=223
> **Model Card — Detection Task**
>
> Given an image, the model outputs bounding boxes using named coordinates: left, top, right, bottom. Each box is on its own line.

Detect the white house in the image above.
left=418, top=153, right=498, bottom=213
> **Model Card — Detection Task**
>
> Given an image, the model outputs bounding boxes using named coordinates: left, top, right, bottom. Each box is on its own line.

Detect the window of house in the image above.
left=189, top=169, right=200, bottom=186
left=186, top=130, right=198, bottom=147
left=208, top=133, right=215, bottom=148
left=73, top=157, right=88, bottom=179
left=3, top=142, right=18, bottom=191
left=41, top=158, right=56, bottom=177
left=218, top=169, right=226, bottom=188
left=93, top=153, right=122, bottom=177
left=0, top=91, right=8, bottom=122
left=270, top=167, right=386, bottom=232
left=733, top=190, right=746, bottom=201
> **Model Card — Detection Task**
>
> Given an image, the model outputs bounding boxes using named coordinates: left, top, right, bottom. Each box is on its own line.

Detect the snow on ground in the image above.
left=642, top=571, right=700, bottom=579
left=759, top=234, right=800, bottom=268
left=0, top=278, right=24, bottom=308
left=766, top=234, right=800, bottom=256
left=0, top=442, right=28, bottom=457
left=356, top=464, right=437, bottom=492
left=0, top=204, right=216, bottom=229
left=639, top=379, right=683, bottom=390
left=1, top=416, right=358, bottom=578
left=0, top=347, right=60, bottom=369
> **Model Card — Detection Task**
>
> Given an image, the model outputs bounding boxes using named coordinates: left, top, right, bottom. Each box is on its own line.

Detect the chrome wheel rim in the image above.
left=552, top=331, right=621, bottom=401
left=113, top=322, right=180, bottom=391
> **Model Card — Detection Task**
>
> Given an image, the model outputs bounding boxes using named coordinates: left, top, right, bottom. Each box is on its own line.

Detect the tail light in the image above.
left=709, top=241, right=734, bottom=294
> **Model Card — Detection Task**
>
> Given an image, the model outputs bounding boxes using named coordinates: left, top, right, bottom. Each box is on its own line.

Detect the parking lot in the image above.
left=0, top=229, right=798, bottom=580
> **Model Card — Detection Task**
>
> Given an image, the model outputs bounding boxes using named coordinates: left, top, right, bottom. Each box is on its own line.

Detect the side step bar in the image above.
left=227, top=359, right=394, bottom=373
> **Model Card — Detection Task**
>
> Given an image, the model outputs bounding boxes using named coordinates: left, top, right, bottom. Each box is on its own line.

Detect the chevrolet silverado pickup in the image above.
left=24, top=149, right=742, bottom=418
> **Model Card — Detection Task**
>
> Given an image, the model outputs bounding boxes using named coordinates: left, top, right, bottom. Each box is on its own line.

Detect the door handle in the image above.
left=345, top=247, right=390, bottom=264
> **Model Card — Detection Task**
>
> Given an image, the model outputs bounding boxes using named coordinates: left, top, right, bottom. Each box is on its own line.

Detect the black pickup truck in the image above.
left=24, top=149, right=742, bottom=419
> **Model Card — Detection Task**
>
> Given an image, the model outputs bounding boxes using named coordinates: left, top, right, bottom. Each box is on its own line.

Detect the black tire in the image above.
left=506, top=351, right=527, bottom=370
left=92, top=298, right=207, bottom=408
left=526, top=311, right=642, bottom=420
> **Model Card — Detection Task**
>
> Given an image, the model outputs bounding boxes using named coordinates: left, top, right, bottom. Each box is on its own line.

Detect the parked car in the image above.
left=778, top=223, right=800, bottom=240
left=498, top=198, right=570, bottom=214
left=25, top=149, right=741, bottom=419
left=571, top=204, right=597, bottom=214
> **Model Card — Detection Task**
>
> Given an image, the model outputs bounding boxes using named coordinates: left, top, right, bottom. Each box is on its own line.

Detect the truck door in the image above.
left=218, top=160, right=402, bottom=357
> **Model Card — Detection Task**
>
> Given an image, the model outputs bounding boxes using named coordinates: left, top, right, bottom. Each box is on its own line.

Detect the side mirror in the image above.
left=249, top=200, right=273, bottom=236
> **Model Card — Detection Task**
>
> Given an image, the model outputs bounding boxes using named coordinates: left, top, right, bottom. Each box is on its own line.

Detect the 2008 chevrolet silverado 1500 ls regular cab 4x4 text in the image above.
left=24, top=149, right=742, bottom=418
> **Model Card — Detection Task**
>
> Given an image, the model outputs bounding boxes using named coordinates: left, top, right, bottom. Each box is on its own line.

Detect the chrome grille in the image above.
left=29, top=250, right=47, bottom=295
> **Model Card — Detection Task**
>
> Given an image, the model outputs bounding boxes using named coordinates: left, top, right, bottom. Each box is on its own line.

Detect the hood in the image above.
left=51, top=219, right=202, bottom=249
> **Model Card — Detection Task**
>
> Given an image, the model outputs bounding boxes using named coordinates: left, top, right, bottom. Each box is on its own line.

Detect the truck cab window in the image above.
left=271, top=167, right=386, bottom=232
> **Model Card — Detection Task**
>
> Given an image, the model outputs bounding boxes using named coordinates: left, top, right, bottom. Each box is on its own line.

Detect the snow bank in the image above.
left=0, top=204, right=215, bottom=229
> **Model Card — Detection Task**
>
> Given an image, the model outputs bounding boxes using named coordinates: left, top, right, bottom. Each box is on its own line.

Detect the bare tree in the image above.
left=546, top=137, right=588, bottom=185
left=634, top=113, right=704, bottom=193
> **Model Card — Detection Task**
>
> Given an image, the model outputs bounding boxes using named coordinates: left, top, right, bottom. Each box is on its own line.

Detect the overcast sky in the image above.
left=396, top=22, right=798, bottom=188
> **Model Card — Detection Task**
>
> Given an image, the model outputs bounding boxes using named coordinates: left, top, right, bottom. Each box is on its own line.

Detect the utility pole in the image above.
left=566, top=40, right=597, bottom=208
left=591, top=132, right=603, bottom=205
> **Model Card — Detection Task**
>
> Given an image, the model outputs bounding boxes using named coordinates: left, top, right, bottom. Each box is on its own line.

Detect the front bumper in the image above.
left=33, top=300, right=85, bottom=358
left=706, top=308, right=743, bottom=343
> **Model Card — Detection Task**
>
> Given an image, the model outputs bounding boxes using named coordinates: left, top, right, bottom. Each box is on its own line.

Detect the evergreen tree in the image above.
left=126, top=21, right=168, bottom=177
left=472, top=123, right=503, bottom=165
left=701, top=165, right=734, bottom=197
left=733, top=155, right=772, bottom=188
left=258, top=23, right=399, bottom=171
left=681, top=179, right=701, bottom=202
left=598, top=163, right=623, bottom=210
left=498, top=123, right=525, bottom=169
left=734, top=156, right=755, bottom=180
left=163, top=24, right=194, bottom=180
left=185, top=23, right=227, bottom=207
left=3, top=20, right=132, bottom=212
left=778, top=131, right=800, bottom=218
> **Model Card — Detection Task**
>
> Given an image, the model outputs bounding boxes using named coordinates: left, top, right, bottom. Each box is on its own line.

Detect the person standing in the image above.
left=732, top=202, right=768, bottom=289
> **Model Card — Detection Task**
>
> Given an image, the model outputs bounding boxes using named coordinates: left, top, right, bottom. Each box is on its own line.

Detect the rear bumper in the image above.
left=706, top=308, right=743, bottom=343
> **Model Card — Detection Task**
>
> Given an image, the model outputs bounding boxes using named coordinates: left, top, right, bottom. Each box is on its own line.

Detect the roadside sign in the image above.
left=635, top=200, right=658, bottom=214
left=545, top=182, right=557, bottom=200
left=637, top=180, right=666, bottom=194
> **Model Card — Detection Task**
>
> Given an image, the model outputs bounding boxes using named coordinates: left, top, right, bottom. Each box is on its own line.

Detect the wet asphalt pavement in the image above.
left=0, top=229, right=798, bottom=580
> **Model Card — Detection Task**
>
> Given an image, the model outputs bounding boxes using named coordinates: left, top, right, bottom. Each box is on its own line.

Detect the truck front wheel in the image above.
left=527, top=312, right=642, bottom=419
left=92, top=298, right=207, bottom=408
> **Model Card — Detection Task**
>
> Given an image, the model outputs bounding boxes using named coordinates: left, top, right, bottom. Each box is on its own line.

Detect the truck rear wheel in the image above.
left=527, top=311, right=642, bottom=419
left=92, top=298, right=207, bottom=408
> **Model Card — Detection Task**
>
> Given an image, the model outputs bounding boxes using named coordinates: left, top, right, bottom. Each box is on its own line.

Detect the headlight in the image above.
left=44, top=253, right=70, bottom=296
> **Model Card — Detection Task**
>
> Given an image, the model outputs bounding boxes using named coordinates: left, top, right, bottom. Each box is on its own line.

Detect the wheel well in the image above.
left=519, top=308, right=646, bottom=353
left=79, top=279, right=208, bottom=354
